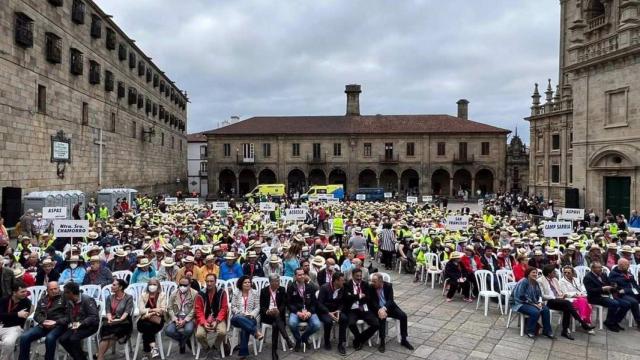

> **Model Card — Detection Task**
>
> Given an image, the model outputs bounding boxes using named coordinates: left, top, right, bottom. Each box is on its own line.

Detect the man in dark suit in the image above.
left=260, top=274, right=294, bottom=360
left=317, top=272, right=349, bottom=354
left=242, top=251, right=264, bottom=277
left=286, top=268, right=321, bottom=351
left=368, top=273, right=413, bottom=353
left=58, top=282, right=99, bottom=360
left=583, top=261, right=629, bottom=332
left=343, top=268, right=379, bottom=351
left=316, top=258, right=337, bottom=287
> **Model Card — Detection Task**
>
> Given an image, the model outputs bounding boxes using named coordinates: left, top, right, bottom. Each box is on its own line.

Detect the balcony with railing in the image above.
left=587, top=15, right=606, bottom=31
left=236, top=154, right=255, bottom=165
left=379, top=154, right=399, bottom=164
left=453, top=154, right=474, bottom=164
left=199, top=170, right=208, bottom=177
left=307, top=153, right=326, bottom=164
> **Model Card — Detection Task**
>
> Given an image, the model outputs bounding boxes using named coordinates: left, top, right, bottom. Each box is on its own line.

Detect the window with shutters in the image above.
left=90, top=14, right=102, bottom=38
left=146, top=69, right=152, bottom=83
left=45, top=32, right=62, bottom=63
left=117, top=81, right=125, bottom=99
left=170, top=88, right=175, bottom=101
left=437, top=142, right=446, bottom=156
left=292, top=143, right=300, bottom=157
left=118, top=43, right=127, bottom=61
left=131, top=120, right=137, bottom=139
left=89, top=61, right=100, bottom=85
left=128, top=87, right=137, bottom=105
left=70, top=48, right=83, bottom=75
left=152, top=103, right=158, bottom=117
left=406, top=142, right=415, bottom=157
left=333, top=143, right=341, bottom=156
left=145, top=98, right=151, bottom=114
left=481, top=142, right=490, bottom=155
left=153, top=74, right=159, bottom=88
left=223, top=143, right=231, bottom=157
left=71, top=0, right=85, bottom=24
left=129, top=53, right=136, bottom=69
left=106, top=28, right=116, bottom=50
left=363, top=143, right=372, bottom=157
left=137, top=94, right=143, bottom=109
left=159, top=80, right=165, bottom=93
left=262, top=143, right=271, bottom=157
left=104, top=70, right=114, bottom=92
left=138, top=61, right=145, bottom=76
left=15, top=13, right=34, bottom=48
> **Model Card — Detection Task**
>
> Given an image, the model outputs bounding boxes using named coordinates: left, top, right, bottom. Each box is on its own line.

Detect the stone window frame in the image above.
left=550, top=164, right=560, bottom=184
left=551, top=133, right=561, bottom=151
left=363, top=143, right=372, bottom=157
left=406, top=142, right=415, bottom=157
left=436, top=142, right=445, bottom=156
left=604, top=87, right=629, bottom=128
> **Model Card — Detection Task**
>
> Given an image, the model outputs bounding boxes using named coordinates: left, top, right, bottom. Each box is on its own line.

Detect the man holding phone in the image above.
left=584, top=261, right=630, bottom=332
left=19, top=281, right=69, bottom=360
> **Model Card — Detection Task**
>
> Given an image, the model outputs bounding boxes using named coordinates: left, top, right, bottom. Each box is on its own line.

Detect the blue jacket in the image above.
left=131, top=267, right=156, bottom=284
left=608, top=267, right=640, bottom=296
left=511, top=278, right=542, bottom=312
left=219, top=262, right=243, bottom=281
left=59, top=266, right=86, bottom=284
left=629, top=216, right=640, bottom=229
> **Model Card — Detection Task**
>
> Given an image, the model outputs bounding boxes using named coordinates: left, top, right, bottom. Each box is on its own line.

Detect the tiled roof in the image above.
left=205, top=115, right=510, bottom=136
left=186, top=132, right=207, bottom=142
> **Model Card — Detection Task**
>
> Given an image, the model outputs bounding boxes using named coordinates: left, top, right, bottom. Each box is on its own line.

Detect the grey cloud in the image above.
left=95, top=0, right=561, bottom=143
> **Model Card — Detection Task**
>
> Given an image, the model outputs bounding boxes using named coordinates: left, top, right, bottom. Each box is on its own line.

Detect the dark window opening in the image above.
left=117, top=81, right=125, bottom=99
left=82, top=102, right=89, bottom=125
left=71, top=0, right=85, bottom=24
left=128, top=52, right=136, bottom=69
left=45, top=32, right=62, bottom=63
left=138, top=61, right=145, bottom=76
left=90, top=14, right=102, bottom=38
left=128, top=87, right=137, bottom=105
left=406, top=142, right=415, bottom=156
left=14, top=12, right=34, bottom=48
left=152, top=103, right=158, bottom=117
left=137, top=94, right=144, bottom=109
left=118, top=43, right=127, bottom=61
left=104, top=70, right=114, bottom=92
left=37, top=85, right=46, bottom=114
left=49, top=0, right=63, bottom=7
left=69, top=48, right=83, bottom=75
left=106, top=28, right=116, bottom=50
left=89, top=60, right=100, bottom=85
left=146, top=69, right=152, bottom=83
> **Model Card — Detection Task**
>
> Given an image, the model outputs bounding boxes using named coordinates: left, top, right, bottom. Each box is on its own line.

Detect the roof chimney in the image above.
left=456, top=99, right=469, bottom=120
left=345, top=84, right=361, bottom=116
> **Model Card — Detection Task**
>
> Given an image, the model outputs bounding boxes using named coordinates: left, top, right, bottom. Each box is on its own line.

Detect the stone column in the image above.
left=236, top=178, right=240, bottom=197
left=471, top=177, right=476, bottom=196
left=449, top=177, right=454, bottom=196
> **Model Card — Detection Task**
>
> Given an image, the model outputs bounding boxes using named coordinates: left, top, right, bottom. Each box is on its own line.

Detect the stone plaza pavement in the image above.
left=98, top=266, right=640, bottom=360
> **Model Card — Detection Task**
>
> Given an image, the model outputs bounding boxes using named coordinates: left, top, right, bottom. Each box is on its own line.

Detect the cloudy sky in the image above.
left=95, top=0, right=561, bottom=144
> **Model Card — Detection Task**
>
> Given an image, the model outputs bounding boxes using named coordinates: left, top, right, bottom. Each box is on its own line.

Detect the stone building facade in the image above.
left=526, top=0, right=640, bottom=217
left=205, top=85, right=513, bottom=199
left=505, top=131, right=529, bottom=194
left=0, top=0, right=188, bottom=205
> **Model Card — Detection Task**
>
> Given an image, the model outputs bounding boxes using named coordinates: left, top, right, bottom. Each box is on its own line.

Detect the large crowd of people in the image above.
left=0, top=192, right=639, bottom=360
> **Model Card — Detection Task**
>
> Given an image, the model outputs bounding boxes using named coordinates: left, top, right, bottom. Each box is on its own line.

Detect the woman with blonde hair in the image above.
left=137, top=278, right=167, bottom=359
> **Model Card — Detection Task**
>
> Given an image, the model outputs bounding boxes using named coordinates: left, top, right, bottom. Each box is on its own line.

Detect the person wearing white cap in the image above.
left=263, top=255, right=283, bottom=278
left=59, top=256, right=86, bottom=285
left=219, top=252, right=242, bottom=281
left=131, top=258, right=156, bottom=284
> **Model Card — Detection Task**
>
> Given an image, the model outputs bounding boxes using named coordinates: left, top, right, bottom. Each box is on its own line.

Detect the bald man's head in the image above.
left=618, top=258, right=630, bottom=271
left=47, top=281, right=60, bottom=298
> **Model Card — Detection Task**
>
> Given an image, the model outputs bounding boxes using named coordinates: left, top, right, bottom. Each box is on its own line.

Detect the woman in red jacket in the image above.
left=513, top=253, right=529, bottom=282
left=460, top=245, right=483, bottom=297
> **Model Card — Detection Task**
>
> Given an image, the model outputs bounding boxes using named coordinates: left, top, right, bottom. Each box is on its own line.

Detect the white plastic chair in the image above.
left=258, top=323, right=288, bottom=353
left=496, top=269, right=515, bottom=314
left=60, top=301, right=103, bottom=360
left=100, top=285, right=112, bottom=310
left=574, top=265, right=588, bottom=283
left=475, top=270, right=502, bottom=316
left=251, top=277, right=269, bottom=290
left=280, top=276, right=293, bottom=289
left=370, top=272, right=391, bottom=283
left=80, top=284, right=102, bottom=302
left=125, top=283, right=147, bottom=318
left=113, top=270, right=132, bottom=282
left=424, top=253, right=443, bottom=288
left=161, top=281, right=177, bottom=305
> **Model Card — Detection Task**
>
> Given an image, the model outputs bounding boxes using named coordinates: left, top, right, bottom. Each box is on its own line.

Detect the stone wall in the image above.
left=0, top=0, right=188, bottom=204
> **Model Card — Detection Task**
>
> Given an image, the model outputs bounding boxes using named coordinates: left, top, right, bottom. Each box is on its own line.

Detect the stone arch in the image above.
left=308, top=169, right=327, bottom=186
left=380, top=169, right=398, bottom=192
left=400, top=168, right=420, bottom=195
left=585, top=0, right=605, bottom=20
left=358, top=169, right=377, bottom=188
left=328, top=168, right=347, bottom=191
left=287, top=169, right=306, bottom=193
left=588, top=147, right=636, bottom=169
left=453, top=169, right=472, bottom=195
left=258, top=168, right=277, bottom=184
left=431, top=169, right=450, bottom=196
left=218, top=169, right=236, bottom=195
left=475, top=168, right=494, bottom=195
left=238, top=168, right=256, bottom=195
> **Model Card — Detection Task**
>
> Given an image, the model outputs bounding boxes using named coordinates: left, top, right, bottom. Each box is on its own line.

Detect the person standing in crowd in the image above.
left=96, top=279, right=134, bottom=360
left=287, top=268, right=320, bottom=351
left=512, top=267, right=554, bottom=339
left=230, top=276, right=263, bottom=360
left=332, top=212, right=345, bottom=247
left=378, top=223, right=396, bottom=270
left=58, top=282, right=100, bottom=360
left=19, top=281, right=68, bottom=360
left=0, top=282, right=31, bottom=360
left=317, top=271, right=348, bottom=354
left=194, top=274, right=229, bottom=357
left=137, top=278, right=166, bottom=359
left=583, top=261, right=629, bottom=331
left=166, top=276, right=198, bottom=353
left=259, top=274, right=293, bottom=360
left=368, top=273, right=413, bottom=352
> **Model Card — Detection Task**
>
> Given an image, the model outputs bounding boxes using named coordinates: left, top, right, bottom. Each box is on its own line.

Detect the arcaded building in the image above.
left=205, top=85, right=513, bottom=198
left=0, top=0, right=188, bottom=206
left=527, top=0, right=640, bottom=217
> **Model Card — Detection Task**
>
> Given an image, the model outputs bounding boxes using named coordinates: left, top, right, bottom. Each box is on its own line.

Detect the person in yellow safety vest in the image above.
left=363, top=223, right=377, bottom=260
left=98, top=203, right=109, bottom=221
left=609, top=222, right=619, bottom=235
left=85, top=208, right=96, bottom=224
left=413, top=242, right=429, bottom=282
left=483, top=213, right=495, bottom=225
left=332, top=213, right=344, bottom=247
left=274, top=206, right=281, bottom=220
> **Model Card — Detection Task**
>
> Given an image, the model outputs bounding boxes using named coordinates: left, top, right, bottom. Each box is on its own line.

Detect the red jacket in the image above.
left=513, top=263, right=528, bottom=282
left=194, top=290, right=228, bottom=325
left=460, top=255, right=483, bottom=274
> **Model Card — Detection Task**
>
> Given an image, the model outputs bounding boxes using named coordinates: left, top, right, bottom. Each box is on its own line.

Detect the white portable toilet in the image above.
left=23, top=190, right=85, bottom=219
left=97, top=188, right=139, bottom=215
